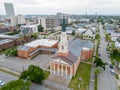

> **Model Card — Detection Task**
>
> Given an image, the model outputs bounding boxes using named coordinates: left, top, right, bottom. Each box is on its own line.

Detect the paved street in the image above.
left=98, top=24, right=118, bottom=90
left=0, top=71, right=18, bottom=83
left=0, top=71, right=50, bottom=90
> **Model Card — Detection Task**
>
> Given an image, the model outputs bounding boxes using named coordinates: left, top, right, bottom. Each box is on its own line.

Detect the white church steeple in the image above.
left=58, top=16, right=69, bottom=53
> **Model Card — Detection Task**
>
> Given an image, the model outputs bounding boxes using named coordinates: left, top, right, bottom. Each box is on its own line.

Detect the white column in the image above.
left=74, top=64, right=76, bottom=76
left=70, top=66, right=72, bottom=79
left=54, top=63, right=55, bottom=74
left=66, top=65, right=67, bottom=78
left=58, top=63, right=59, bottom=75
left=62, top=64, right=63, bottom=77
left=50, top=62, right=52, bottom=72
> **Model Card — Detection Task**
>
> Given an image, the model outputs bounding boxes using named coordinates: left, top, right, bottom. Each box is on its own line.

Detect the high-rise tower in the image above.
left=4, top=3, right=15, bottom=18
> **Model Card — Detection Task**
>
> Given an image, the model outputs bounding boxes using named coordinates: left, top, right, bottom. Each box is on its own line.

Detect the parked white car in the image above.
left=0, top=80, right=5, bottom=86
left=110, top=69, right=115, bottom=75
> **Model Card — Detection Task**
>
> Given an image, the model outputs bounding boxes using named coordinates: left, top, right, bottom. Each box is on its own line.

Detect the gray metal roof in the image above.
left=69, top=39, right=93, bottom=57
left=52, top=39, right=93, bottom=65
left=0, top=34, right=17, bottom=39
left=0, top=39, right=13, bottom=45
left=0, top=28, right=10, bottom=34
left=17, top=45, right=31, bottom=51
left=21, top=28, right=30, bottom=35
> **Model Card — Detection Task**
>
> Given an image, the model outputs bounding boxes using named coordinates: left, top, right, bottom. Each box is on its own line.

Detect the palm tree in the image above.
left=94, top=68, right=100, bottom=75
left=94, top=68, right=100, bottom=90
left=93, top=56, right=108, bottom=70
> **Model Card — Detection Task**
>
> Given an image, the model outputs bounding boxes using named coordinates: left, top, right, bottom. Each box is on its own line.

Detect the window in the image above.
left=62, top=46, right=64, bottom=50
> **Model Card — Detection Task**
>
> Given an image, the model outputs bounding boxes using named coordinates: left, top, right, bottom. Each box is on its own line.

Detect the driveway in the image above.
left=98, top=23, right=118, bottom=90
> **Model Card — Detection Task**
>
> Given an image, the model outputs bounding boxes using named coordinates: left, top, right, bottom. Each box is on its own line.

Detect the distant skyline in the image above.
left=0, top=0, right=120, bottom=15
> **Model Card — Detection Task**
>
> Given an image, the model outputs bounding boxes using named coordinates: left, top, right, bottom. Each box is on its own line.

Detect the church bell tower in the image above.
left=58, top=16, right=69, bottom=53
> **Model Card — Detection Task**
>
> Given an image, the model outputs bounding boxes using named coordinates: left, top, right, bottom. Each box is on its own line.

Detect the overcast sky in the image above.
left=0, top=0, right=120, bottom=15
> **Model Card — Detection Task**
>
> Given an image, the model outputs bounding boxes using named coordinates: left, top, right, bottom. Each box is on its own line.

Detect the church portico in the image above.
left=50, top=61, right=73, bottom=79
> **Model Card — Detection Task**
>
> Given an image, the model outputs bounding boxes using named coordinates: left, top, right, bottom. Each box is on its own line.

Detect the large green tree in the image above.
left=20, top=65, right=44, bottom=84
left=72, top=30, right=75, bottom=35
left=111, top=49, right=120, bottom=62
left=95, top=34, right=100, bottom=40
left=5, top=47, right=18, bottom=56
left=31, top=33, right=38, bottom=39
left=0, top=79, right=31, bottom=90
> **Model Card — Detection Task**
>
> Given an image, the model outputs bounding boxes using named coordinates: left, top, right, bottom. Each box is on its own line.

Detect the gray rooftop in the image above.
left=0, top=39, right=13, bottom=45
left=21, top=28, right=30, bottom=35
left=53, top=39, right=94, bottom=65
left=69, top=39, right=93, bottom=57
left=17, top=45, right=31, bottom=51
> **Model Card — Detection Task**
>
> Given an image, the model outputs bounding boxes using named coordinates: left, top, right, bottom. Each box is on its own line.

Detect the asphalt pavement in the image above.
left=0, top=71, right=17, bottom=83
left=0, top=71, right=50, bottom=90
left=98, top=24, right=118, bottom=90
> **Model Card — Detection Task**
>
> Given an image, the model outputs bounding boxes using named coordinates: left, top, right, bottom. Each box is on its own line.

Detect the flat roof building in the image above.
left=17, top=39, right=58, bottom=59
left=25, top=39, right=58, bottom=48
left=0, top=39, right=15, bottom=50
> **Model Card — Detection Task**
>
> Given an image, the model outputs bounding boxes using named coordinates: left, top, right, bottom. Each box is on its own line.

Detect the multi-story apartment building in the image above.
left=17, top=15, right=26, bottom=25
left=38, top=17, right=70, bottom=30
left=38, top=17, right=59, bottom=30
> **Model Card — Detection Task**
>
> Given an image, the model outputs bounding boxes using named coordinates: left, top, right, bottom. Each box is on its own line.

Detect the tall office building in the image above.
left=4, top=3, right=15, bottom=17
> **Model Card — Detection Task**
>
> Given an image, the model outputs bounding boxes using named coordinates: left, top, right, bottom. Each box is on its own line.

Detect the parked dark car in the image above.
left=109, top=64, right=113, bottom=69
left=98, top=53, right=101, bottom=57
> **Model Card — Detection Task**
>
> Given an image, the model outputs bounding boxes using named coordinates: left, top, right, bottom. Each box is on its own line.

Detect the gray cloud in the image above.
left=0, top=0, right=120, bottom=15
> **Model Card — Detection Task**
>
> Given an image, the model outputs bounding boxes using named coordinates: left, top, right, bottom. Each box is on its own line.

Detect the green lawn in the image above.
left=87, top=58, right=93, bottom=63
left=6, top=30, right=20, bottom=35
left=69, top=62, right=91, bottom=90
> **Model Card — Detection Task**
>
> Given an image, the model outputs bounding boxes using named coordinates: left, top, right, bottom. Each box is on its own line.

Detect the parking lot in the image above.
left=0, top=54, right=53, bottom=73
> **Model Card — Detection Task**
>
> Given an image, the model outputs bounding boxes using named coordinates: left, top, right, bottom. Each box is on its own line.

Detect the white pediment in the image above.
left=52, top=59, right=68, bottom=65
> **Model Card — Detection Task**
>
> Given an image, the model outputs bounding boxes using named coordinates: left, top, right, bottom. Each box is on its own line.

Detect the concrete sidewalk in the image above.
left=89, top=40, right=97, bottom=90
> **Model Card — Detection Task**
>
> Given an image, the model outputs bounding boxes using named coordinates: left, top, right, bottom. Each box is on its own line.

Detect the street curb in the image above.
left=0, top=67, right=20, bottom=78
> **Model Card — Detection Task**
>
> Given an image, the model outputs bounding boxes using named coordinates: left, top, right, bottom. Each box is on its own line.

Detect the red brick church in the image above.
left=50, top=17, right=93, bottom=79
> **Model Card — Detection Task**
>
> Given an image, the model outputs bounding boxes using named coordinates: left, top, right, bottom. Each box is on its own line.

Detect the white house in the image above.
left=115, top=41, right=120, bottom=48
left=76, top=28, right=86, bottom=35
left=75, top=27, right=96, bottom=39
left=82, top=27, right=96, bottom=39
left=20, top=24, right=38, bottom=35
left=66, top=27, right=76, bottom=34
